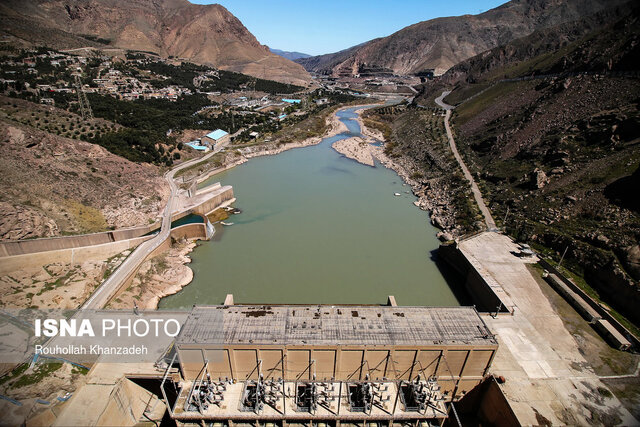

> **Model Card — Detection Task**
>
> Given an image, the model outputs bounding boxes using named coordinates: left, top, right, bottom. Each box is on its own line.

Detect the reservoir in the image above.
left=159, top=107, right=463, bottom=308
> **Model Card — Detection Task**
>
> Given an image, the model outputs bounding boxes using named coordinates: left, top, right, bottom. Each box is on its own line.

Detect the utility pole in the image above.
left=558, top=246, right=569, bottom=269
left=231, top=110, right=235, bottom=133
left=502, top=206, right=510, bottom=229
left=74, top=74, right=93, bottom=120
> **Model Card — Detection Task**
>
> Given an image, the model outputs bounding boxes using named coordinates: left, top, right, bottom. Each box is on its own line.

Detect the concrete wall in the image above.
left=177, top=344, right=497, bottom=401
left=439, top=243, right=509, bottom=314
left=0, top=187, right=232, bottom=275
left=0, top=236, right=152, bottom=275
left=452, top=377, right=520, bottom=426
left=0, top=223, right=158, bottom=257
left=170, top=223, right=208, bottom=241
left=192, top=187, right=235, bottom=216
left=169, top=186, right=234, bottom=223
left=539, top=259, right=640, bottom=350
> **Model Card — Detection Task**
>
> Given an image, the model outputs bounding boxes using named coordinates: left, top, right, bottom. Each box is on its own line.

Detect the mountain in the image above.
left=270, top=48, right=311, bottom=61
left=429, top=2, right=640, bottom=322
left=296, top=0, right=628, bottom=77
left=0, top=0, right=310, bottom=86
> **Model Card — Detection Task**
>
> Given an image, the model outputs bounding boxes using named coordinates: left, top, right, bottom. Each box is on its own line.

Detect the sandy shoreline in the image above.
left=332, top=137, right=376, bottom=166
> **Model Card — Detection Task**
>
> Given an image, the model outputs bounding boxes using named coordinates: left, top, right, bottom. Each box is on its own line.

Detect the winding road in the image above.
left=81, top=141, right=230, bottom=310
left=435, top=91, right=497, bottom=230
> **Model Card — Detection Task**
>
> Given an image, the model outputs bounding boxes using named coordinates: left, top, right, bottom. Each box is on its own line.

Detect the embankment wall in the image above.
left=539, top=258, right=640, bottom=350
left=0, top=235, right=152, bottom=275
left=439, top=242, right=510, bottom=314
left=193, top=186, right=235, bottom=216
left=0, top=224, right=158, bottom=257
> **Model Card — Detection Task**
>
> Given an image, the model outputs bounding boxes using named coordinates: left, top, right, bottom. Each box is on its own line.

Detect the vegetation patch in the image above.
left=9, top=362, right=63, bottom=389
left=63, top=199, right=108, bottom=233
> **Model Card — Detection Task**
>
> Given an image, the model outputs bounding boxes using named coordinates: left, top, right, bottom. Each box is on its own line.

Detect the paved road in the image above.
left=435, top=91, right=497, bottom=230
left=81, top=141, right=231, bottom=309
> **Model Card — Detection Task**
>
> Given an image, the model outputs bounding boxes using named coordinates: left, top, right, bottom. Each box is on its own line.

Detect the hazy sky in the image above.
left=190, top=0, right=507, bottom=56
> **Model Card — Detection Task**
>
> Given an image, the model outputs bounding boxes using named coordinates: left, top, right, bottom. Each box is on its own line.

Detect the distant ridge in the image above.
left=0, top=0, right=310, bottom=86
left=296, top=0, right=629, bottom=77
left=270, top=48, right=311, bottom=61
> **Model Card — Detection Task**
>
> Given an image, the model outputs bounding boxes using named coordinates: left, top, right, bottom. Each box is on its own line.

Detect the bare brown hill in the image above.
left=297, top=0, right=628, bottom=77
left=0, top=97, right=169, bottom=240
left=0, top=0, right=310, bottom=86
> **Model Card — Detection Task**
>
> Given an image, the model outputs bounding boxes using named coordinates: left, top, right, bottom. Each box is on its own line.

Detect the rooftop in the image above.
left=205, top=129, right=229, bottom=140
left=175, top=305, right=496, bottom=347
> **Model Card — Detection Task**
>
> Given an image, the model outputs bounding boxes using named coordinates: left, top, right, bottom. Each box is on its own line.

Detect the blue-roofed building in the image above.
left=185, top=141, right=209, bottom=152
left=201, top=129, right=229, bottom=147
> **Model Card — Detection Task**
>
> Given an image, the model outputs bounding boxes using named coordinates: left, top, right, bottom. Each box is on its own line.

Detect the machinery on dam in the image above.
left=159, top=300, right=498, bottom=425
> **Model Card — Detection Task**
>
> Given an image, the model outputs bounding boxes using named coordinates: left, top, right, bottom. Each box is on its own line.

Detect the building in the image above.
left=201, top=129, right=229, bottom=148
left=186, top=141, right=209, bottom=152
left=160, top=302, right=498, bottom=424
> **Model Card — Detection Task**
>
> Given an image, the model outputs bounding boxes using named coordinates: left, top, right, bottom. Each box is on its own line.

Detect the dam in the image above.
left=159, top=107, right=466, bottom=308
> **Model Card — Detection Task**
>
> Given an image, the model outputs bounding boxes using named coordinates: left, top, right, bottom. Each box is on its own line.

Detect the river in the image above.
left=159, top=107, right=465, bottom=308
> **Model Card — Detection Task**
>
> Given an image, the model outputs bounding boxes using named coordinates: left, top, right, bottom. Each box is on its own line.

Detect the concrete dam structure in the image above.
left=161, top=302, right=498, bottom=424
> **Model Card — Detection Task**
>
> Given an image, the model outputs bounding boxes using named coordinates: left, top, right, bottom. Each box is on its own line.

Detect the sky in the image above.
left=190, top=0, right=507, bottom=56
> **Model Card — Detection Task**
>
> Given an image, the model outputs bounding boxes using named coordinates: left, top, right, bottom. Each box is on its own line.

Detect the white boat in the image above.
left=394, top=192, right=401, bottom=196
left=221, top=222, right=234, bottom=226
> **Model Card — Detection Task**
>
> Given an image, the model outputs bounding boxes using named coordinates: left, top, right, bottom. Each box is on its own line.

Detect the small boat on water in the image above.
left=394, top=192, right=401, bottom=196
left=221, top=222, right=234, bottom=226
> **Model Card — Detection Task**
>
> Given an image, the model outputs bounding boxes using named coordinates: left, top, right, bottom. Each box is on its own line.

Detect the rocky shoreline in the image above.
left=109, top=240, right=196, bottom=310
left=350, top=107, right=460, bottom=240
left=371, top=147, right=458, bottom=241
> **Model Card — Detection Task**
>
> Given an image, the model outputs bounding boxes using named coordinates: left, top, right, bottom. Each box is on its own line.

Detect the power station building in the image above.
left=161, top=302, right=498, bottom=424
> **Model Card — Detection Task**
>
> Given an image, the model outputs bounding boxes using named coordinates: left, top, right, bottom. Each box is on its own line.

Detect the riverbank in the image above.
left=108, top=240, right=195, bottom=310
left=354, top=107, right=464, bottom=240
left=332, top=137, right=376, bottom=166
left=132, top=103, right=377, bottom=309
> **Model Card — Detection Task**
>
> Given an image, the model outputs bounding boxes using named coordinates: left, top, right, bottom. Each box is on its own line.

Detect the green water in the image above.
left=159, top=107, right=463, bottom=308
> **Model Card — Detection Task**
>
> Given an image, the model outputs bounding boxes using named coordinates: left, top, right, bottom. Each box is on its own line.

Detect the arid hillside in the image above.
left=414, top=3, right=640, bottom=325
left=0, top=97, right=169, bottom=240
left=297, top=0, right=628, bottom=77
left=0, top=0, right=310, bottom=85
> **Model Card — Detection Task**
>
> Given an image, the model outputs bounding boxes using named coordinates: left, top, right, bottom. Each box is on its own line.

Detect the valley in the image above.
left=0, top=0, right=638, bottom=425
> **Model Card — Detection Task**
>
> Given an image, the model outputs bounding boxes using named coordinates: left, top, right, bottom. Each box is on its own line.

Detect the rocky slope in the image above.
left=297, top=0, right=628, bottom=77
left=0, top=0, right=310, bottom=85
left=0, top=97, right=169, bottom=240
left=361, top=104, right=482, bottom=238
left=426, top=3, right=640, bottom=324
